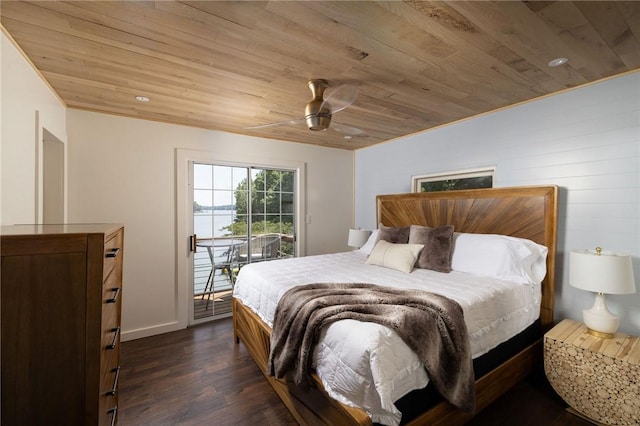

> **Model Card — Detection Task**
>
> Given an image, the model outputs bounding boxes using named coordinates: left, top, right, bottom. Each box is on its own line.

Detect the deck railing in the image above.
left=193, top=246, right=234, bottom=320
left=193, top=233, right=294, bottom=320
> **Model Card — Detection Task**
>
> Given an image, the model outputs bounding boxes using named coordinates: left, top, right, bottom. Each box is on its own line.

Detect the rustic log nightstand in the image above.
left=544, top=319, right=640, bottom=425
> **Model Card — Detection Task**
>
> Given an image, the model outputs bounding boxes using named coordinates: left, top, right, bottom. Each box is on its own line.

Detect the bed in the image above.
left=232, top=185, right=558, bottom=425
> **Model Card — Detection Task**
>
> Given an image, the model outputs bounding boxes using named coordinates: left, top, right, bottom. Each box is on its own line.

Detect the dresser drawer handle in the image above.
left=105, top=248, right=121, bottom=258
left=106, top=366, right=120, bottom=397
left=106, top=287, right=121, bottom=304
left=106, top=327, right=120, bottom=350
left=107, top=406, right=117, bottom=426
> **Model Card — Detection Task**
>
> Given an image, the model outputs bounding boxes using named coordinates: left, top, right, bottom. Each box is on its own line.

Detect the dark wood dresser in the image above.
left=1, top=224, right=124, bottom=426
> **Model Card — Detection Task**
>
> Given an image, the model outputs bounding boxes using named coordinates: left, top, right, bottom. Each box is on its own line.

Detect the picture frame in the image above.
left=411, top=167, right=495, bottom=193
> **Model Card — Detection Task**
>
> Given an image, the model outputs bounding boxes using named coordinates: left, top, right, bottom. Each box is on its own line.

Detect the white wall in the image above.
left=355, top=72, right=640, bottom=335
left=1, top=32, right=67, bottom=225
left=67, top=110, right=354, bottom=339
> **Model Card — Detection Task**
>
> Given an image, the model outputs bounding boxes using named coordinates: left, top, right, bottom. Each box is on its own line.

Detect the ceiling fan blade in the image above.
left=245, top=117, right=305, bottom=130
left=332, top=122, right=366, bottom=136
left=322, top=84, right=359, bottom=114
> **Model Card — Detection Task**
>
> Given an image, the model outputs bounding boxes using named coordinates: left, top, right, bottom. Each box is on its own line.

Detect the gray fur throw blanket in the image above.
left=267, top=283, right=475, bottom=413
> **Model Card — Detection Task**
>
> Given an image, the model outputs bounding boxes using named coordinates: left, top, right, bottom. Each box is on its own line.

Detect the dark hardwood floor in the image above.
left=119, top=318, right=592, bottom=426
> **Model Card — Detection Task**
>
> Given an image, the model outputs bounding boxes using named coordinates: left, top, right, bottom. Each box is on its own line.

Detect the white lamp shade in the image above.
left=570, top=249, right=636, bottom=295
left=348, top=229, right=371, bottom=248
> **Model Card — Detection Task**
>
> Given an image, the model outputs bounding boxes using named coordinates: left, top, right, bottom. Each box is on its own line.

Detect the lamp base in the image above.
left=582, top=293, right=619, bottom=339
left=585, top=328, right=614, bottom=339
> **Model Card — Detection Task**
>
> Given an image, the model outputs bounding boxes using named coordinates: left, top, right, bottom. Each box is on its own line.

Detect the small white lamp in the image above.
left=569, top=247, right=636, bottom=338
left=348, top=228, right=371, bottom=249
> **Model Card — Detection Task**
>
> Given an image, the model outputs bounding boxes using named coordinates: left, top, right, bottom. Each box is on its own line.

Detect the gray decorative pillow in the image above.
left=408, top=225, right=455, bottom=273
left=377, top=223, right=410, bottom=244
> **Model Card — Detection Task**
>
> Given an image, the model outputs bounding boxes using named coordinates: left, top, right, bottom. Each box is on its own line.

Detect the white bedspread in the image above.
left=233, top=251, right=541, bottom=425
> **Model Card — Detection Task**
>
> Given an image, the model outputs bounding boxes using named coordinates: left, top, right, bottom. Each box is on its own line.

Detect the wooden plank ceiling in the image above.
left=2, top=1, right=639, bottom=150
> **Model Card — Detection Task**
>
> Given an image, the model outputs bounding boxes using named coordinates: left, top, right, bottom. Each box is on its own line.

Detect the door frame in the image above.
left=176, top=148, right=306, bottom=327
left=42, top=128, right=66, bottom=223
left=35, top=111, right=67, bottom=224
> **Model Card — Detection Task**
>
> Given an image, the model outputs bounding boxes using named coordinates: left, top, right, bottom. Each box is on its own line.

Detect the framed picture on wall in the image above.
left=411, top=167, right=495, bottom=193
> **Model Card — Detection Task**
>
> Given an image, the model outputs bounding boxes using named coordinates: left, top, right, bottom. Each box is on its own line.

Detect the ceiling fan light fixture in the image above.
left=305, top=114, right=331, bottom=131
left=305, top=79, right=332, bottom=130
left=305, top=101, right=331, bottom=130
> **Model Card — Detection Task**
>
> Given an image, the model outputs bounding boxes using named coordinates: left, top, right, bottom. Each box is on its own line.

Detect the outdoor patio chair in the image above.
left=237, top=233, right=281, bottom=263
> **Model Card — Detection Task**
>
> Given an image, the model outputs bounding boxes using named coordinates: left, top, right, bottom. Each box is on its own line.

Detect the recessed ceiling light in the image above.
left=343, top=135, right=352, bottom=140
left=135, top=95, right=150, bottom=102
left=548, top=57, right=569, bottom=67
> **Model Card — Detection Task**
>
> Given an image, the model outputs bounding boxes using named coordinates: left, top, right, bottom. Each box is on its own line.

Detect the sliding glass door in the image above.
left=191, top=163, right=296, bottom=322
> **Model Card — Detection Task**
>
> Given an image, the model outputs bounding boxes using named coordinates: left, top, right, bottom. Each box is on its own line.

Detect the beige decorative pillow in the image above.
left=366, top=240, right=424, bottom=273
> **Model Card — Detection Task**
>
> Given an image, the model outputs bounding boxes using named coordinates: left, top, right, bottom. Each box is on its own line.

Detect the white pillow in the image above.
left=365, top=240, right=424, bottom=273
left=451, top=233, right=548, bottom=284
left=355, top=229, right=378, bottom=255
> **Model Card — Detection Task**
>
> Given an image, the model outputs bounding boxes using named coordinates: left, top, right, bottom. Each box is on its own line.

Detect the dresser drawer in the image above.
left=101, top=323, right=120, bottom=373
left=102, top=265, right=122, bottom=310
left=103, top=231, right=123, bottom=282
left=100, top=357, right=120, bottom=396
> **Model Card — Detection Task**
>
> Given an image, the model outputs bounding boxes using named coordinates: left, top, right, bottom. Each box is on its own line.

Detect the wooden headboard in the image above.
left=376, top=185, right=558, bottom=328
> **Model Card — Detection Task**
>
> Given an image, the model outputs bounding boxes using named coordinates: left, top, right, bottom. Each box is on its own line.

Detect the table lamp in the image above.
left=348, top=228, right=371, bottom=249
left=569, top=247, right=636, bottom=338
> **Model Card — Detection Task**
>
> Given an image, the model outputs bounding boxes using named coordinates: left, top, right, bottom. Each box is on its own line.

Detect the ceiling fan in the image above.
left=247, top=79, right=366, bottom=137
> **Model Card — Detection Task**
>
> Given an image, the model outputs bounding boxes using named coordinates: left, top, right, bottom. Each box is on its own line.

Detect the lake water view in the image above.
left=194, top=209, right=236, bottom=239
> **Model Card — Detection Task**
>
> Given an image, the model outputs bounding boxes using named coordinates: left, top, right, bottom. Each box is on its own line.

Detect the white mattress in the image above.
left=233, top=251, right=541, bottom=426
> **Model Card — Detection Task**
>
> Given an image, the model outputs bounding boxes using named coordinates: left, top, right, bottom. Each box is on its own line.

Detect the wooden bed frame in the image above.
left=233, top=185, right=558, bottom=425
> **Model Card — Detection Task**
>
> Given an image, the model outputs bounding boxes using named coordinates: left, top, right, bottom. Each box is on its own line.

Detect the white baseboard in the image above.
left=121, top=320, right=186, bottom=342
